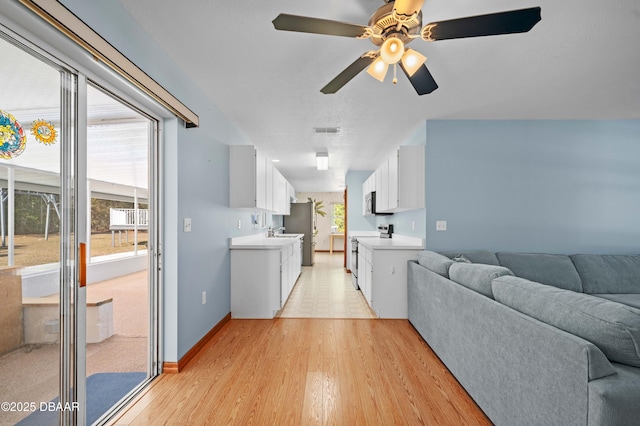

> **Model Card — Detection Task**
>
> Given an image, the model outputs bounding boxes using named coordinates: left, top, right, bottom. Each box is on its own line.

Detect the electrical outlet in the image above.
left=183, top=218, right=192, bottom=232
left=436, top=220, right=447, bottom=231
left=411, top=221, right=415, bottom=231
left=202, top=291, right=206, bottom=304
left=237, top=219, right=242, bottom=229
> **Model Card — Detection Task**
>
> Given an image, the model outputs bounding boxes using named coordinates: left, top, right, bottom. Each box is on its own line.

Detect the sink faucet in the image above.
left=268, top=226, right=285, bottom=237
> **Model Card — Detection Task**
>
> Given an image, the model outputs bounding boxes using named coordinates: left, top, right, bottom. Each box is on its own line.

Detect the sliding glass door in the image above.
left=0, top=26, right=159, bottom=426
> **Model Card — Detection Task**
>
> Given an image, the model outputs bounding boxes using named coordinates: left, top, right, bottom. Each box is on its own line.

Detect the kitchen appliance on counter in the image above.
left=378, top=224, right=394, bottom=239
left=284, top=202, right=315, bottom=266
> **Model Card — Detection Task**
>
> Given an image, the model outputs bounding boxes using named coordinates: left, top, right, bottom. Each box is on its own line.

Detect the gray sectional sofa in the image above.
left=407, top=250, right=640, bottom=426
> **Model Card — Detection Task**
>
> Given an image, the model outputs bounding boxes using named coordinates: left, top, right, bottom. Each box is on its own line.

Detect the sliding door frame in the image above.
left=0, top=10, right=165, bottom=423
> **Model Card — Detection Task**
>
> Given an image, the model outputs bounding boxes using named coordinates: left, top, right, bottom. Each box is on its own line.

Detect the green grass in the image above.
left=0, top=231, right=148, bottom=267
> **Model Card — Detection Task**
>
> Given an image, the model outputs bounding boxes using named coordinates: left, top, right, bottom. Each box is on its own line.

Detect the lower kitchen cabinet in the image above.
left=230, top=237, right=302, bottom=318
left=357, top=243, right=421, bottom=318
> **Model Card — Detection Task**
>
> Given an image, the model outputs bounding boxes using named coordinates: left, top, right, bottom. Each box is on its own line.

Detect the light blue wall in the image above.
left=60, top=0, right=253, bottom=361
left=425, top=120, right=640, bottom=254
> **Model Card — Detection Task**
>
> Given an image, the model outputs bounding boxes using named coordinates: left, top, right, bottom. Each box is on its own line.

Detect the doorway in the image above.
left=0, top=29, right=159, bottom=425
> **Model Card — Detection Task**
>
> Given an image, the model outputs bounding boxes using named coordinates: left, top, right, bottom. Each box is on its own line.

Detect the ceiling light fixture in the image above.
left=366, top=57, right=389, bottom=82
left=401, top=49, right=427, bottom=76
left=316, top=152, right=329, bottom=170
left=380, top=37, right=405, bottom=64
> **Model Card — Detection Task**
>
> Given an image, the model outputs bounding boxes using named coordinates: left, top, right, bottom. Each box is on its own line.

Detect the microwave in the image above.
left=364, top=191, right=376, bottom=216
left=364, top=191, right=392, bottom=216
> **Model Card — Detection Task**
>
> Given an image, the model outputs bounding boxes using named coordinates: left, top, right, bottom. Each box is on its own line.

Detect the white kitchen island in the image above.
left=229, top=233, right=303, bottom=318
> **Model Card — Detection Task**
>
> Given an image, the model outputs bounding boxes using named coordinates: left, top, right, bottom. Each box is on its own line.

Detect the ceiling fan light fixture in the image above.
left=401, top=49, right=427, bottom=76
left=380, top=37, right=405, bottom=64
left=316, top=152, right=329, bottom=170
left=366, top=57, right=389, bottom=82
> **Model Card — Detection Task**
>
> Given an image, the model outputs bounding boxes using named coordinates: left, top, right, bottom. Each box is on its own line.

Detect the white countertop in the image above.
left=355, top=234, right=424, bottom=250
left=229, top=233, right=303, bottom=250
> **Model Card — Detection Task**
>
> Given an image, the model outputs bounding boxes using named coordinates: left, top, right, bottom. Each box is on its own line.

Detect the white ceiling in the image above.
left=118, top=0, right=640, bottom=192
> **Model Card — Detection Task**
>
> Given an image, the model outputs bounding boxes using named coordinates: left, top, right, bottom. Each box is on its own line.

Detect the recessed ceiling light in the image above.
left=272, top=159, right=280, bottom=162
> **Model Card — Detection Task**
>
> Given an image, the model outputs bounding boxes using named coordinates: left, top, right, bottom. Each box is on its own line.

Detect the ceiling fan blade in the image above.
left=321, top=55, right=375, bottom=94
left=393, top=0, right=425, bottom=18
left=422, top=7, right=541, bottom=41
left=272, top=14, right=368, bottom=38
left=399, top=63, right=438, bottom=95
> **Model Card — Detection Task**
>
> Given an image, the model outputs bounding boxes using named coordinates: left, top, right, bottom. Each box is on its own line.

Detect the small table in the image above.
left=329, top=233, right=345, bottom=254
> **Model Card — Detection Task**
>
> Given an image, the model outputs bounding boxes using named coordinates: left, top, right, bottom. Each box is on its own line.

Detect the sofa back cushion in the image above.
left=440, top=250, right=500, bottom=266
left=592, top=294, right=640, bottom=310
left=417, top=251, right=453, bottom=278
left=492, top=276, right=640, bottom=367
left=570, top=255, right=640, bottom=294
left=496, top=252, right=583, bottom=292
left=449, top=263, right=513, bottom=299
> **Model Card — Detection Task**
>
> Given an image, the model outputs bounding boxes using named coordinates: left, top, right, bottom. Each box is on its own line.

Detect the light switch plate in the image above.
left=183, top=217, right=192, bottom=232
left=436, top=220, right=447, bottom=231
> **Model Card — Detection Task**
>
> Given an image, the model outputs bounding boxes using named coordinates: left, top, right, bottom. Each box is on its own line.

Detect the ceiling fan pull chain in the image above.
left=393, top=64, right=398, bottom=85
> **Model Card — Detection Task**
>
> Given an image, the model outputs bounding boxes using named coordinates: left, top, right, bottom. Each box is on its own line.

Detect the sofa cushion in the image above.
left=492, top=276, right=640, bottom=367
left=593, top=294, right=640, bottom=310
left=570, top=254, right=640, bottom=294
left=449, top=263, right=514, bottom=299
left=417, top=251, right=453, bottom=278
left=440, top=250, right=500, bottom=265
left=496, top=252, right=583, bottom=292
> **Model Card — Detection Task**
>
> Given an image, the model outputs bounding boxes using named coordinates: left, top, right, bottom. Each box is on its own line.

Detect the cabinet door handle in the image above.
left=79, top=243, right=87, bottom=288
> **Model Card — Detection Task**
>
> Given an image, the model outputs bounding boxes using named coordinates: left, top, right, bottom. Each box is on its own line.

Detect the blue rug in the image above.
left=17, top=372, right=146, bottom=425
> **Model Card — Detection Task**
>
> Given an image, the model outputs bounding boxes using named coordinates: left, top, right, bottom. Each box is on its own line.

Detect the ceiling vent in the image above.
left=313, top=127, right=341, bottom=134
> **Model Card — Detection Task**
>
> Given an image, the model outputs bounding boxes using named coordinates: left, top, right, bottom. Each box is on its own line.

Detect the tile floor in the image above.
left=277, top=252, right=376, bottom=319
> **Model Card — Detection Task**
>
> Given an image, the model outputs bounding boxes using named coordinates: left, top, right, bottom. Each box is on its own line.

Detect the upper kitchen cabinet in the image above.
left=375, top=145, right=425, bottom=213
left=229, top=145, right=294, bottom=214
left=230, top=145, right=265, bottom=209
left=273, top=168, right=289, bottom=215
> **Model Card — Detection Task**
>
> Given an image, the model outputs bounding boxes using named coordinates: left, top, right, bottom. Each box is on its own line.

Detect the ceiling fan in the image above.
left=272, top=0, right=541, bottom=95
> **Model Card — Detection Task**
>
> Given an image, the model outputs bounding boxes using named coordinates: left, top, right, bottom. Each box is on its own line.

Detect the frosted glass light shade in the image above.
left=367, top=57, right=389, bottom=82
left=316, top=152, right=329, bottom=170
left=401, top=49, right=427, bottom=76
left=380, top=38, right=405, bottom=64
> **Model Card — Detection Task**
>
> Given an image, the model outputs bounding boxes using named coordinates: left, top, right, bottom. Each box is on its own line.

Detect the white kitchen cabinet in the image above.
left=230, top=235, right=303, bottom=318
left=359, top=245, right=373, bottom=307
left=370, top=145, right=425, bottom=213
left=280, top=244, right=291, bottom=307
left=375, top=159, right=389, bottom=213
left=231, top=248, right=282, bottom=318
left=230, top=145, right=295, bottom=213
left=273, top=169, right=288, bottom=215
left=357, top=239, right=422, bottom=318
left=230, top=145, right=268, bottom=209
left=266, top=160, right=274, bottom=212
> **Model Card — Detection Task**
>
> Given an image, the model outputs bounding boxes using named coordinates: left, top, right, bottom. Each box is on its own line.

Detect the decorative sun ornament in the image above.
left=31, top=119, right=57, bottom=145
left=0, top=110, right=27, bottom=159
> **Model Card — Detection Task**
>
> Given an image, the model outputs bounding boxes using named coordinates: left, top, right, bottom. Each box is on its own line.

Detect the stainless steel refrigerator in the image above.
left=284, top=202, right=315, bottom=266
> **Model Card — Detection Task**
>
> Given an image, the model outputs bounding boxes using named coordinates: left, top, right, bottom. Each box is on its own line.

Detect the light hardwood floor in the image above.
left=113, top=253, right=489, bottom=425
